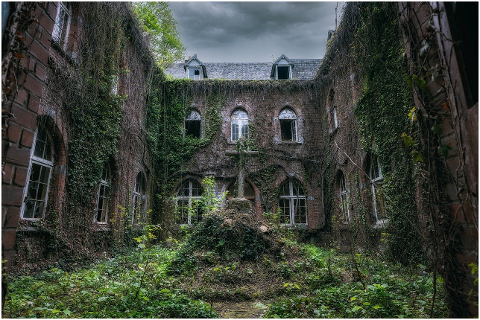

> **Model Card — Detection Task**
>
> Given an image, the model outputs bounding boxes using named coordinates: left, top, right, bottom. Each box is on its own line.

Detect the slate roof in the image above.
left=164, top=57, right=322, bottom=80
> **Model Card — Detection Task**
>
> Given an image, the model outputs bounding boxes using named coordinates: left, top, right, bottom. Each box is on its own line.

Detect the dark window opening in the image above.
left=277, top=66, right=290, bottom=79
left=194, top=69, right=200, bottom=76
left=185, top=120, right=201, bottom=138
left=280, top=119, right=296, bottom=141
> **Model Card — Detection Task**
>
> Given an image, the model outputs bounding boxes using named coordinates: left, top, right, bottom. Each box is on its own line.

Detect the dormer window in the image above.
left=189, top=68, right=201, bottom=80
left=185, top=54, right=207, bottom=80
left=272, top=54, right=294, bottom=80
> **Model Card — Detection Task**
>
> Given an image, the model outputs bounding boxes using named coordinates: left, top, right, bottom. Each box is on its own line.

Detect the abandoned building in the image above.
left=1, top=2, right=477, bottom=317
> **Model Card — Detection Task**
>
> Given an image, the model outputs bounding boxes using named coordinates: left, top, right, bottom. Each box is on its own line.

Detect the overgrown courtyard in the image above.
left=4, top=212, right=448, bottom=318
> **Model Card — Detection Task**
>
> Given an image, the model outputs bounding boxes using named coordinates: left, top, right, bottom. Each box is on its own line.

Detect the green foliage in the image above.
left=132, top=2, right=185, bottom=67
left=353, top=2, right=424, bottom=265
left=3, top=246, right=217, bottom=318
left=200, top=176, right=227, bottom=215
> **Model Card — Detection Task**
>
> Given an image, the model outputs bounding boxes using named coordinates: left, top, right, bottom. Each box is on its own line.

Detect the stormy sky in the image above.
left=169, top=2, right=344, bottom=63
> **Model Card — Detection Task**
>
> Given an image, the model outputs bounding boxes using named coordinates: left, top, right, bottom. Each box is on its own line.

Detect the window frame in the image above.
left=279, top=108, right=298, bottom=142
left=339, top=172, right=350, bottom=224
left=175, top=179, right=203, bottom=225
left=21, top=127, right=54, bottom=220
left=95, top=164, right=111, bottom=224
left=52, top=2, right=72, bottom=50
left=276, top=65, right=291, bottom=80
left=231, top=109, right=249, bottom=142
left=369, top=156, right=386, bottom=224
left=185, top=110, right=202, bottom=138
left=278, top=179, right=308, bottom=226
left=132, top=172, right=147, bottom=225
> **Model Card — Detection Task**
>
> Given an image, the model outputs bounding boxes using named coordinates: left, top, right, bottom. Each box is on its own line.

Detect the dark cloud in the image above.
left=169, top=1, right=342, bottom=62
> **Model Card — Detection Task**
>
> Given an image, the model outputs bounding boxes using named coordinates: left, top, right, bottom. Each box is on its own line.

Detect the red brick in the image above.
left=20, top=129, right=35, bottom=148
left=47, top=3, right=58, bottom=21
left=2, top=250, right=15, bottom=270
left=29, top=58, right=36, bottom=72
left=35, top=63, right=46, bottom=81
left=6, top=122, right=22, bottom=143
left=14, top=167, right=28, bottom=187
left=2, top=229, right=18, bottom=250
left=11, top=103, right=37, bottom=130
left=15, top=88, right=29, bottom=108
left=30, top=40, right=49, bottom=66
left=3, top=207, right=20, bottom=228
left=28, top=94, right=40, bottom=113
left=2, top=163, right=14, bottom=185
left=39, top=13, right=55, bottom=35
left=40, top=31, right=52, bottom=48
left=23, top=73, right=44, bottom=97
left=5, top=145, right=32, bottom=167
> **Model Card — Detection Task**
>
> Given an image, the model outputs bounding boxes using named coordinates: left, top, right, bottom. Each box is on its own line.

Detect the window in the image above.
left=185, top=110, right=201, bottom=138
left=95, top=164, right=111, bottom=224
left=338, top=171, right=350, bottom=223
left=175, top=179, right=203, bottom=225
left=231, top=109, right=249, bottom=142
left=111, top=75, right=119, bottom=95
left=369, top=155, right=386, bottom=223
left=278, top=179, right=307, bottom=225
left=21, top=126, right=54, bottom=219
left=188, top=68, right=201, bottom=80
left=333, top=106, right=339, bottom=129
left=279, top=108, right=297, bottom=142
left=132, top=172, right=147, bottom=225
left=52, top=2, right=72, bottom=50
left=277, top=66, right=290, bottom=80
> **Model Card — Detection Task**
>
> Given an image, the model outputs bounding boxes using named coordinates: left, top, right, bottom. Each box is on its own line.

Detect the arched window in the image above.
left=21, top=126, right=54, bottom=219
left=95, top=164, right=111, bottom=223
left=175, top=179, right=203, bottom=225
left=278, top=179, right=307, bottom=225
left=338, top=171, right=350, bottom=223
left=185, top=110, right=201, bottom=138
left=279, top=108, right=297, bottom=142
left=369, top=155, right=386, bottom=223
left=231, top=109, right=249, bottom=142
left=132, top=172, right=147, bottom=225
left=52, top=2, right=72, bottom=49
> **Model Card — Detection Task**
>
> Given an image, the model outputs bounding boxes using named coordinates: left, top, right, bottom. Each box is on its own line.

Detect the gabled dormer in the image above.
left=184, top=54, right=208, bottom=80
left=271, top=54, right=294, bottom=80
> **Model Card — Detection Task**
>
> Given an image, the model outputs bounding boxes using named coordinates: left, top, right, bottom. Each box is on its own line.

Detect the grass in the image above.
left=3, top=216, right=449, bottom=318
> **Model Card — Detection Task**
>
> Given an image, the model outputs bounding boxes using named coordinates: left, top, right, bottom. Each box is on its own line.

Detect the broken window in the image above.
left=277, top=66, right=290, bottom=80
left=132, top=172, right=147, bottom=225
left=21, top=126, right=54, bottom=219
left=185, top=110, right=201, bottom=138
left=369, top=155, right=386, bottom=224
left=231, top=109, right=249, bottom=142
left=188, top=68, right=202, bottom=80
left=175, top=179, right=203, bottom=225
left=95, top=164, right=111, bottom=224
left=52, top=2, right=72, bottom=50
left=278, top=179, right=307, bottom=225
left=338, top=171, right=350, bottom=223
left=279, top=108, right=297, bottom=142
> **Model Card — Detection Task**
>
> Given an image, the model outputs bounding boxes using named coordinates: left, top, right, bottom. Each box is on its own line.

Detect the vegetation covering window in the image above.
left=279, top=108, right=297, bottom=142
left=175, top=179, right=203, bottom=225
left=369, top=155, right=386, bottom=223
left=231, top=109, right=249, bottom=142
left=338, top=171, right=350, bottom=223
left=132, top=172, right=147, bottom=225
left=277, top=65, right=291, bottom=79
left=21, top=126, right=54, bottom=219
left=185, top=110, right=201, bottom=138
left=52, top=2, right=72, bottom=50
left=278, top=179, right=307, bottom=225
left=95, top=164, right=111, bottom=224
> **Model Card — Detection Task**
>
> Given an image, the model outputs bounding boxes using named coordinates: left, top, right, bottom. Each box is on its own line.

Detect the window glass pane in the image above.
left=278, top=199, right=290, bottom=224
left=294, top=198, right=307, bottom=223
left=190, top=180, right=202, bottom=196
left=241, top=122, right=249, bottom=138
left=24, top=201, right=35, bottom=219
left=232, top=123, right=239, bottom=141
left=176, top=199, right=189, bottom=224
